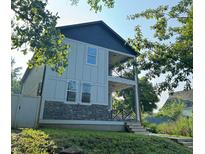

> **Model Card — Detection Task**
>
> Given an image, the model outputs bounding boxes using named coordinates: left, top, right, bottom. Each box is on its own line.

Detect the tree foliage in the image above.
left=11, top=0, right=70, bottom=74
left=11, top=0, right=115, bottom=74
left=157, top=100, right=185, bottom=121
left=73, top=0, right=193, bottom=94
left=11, top=0, right=192, bottom=94
left=138, top=77, right=159, bottom=112
left=127, top=0, right=193, bottom=93
left=70, top=0, right=114, bottom=13
left=114, top=77, right=159, bottom=113
left=11, top=58, right=22, bottom=94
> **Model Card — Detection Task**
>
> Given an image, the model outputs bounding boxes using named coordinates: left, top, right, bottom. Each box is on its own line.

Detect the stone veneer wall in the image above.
left=43, top=101, right=111, bottom=120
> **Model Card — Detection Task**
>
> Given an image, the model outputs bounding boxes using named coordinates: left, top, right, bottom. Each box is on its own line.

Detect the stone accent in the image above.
left=43, top=101, right=110, bottom=120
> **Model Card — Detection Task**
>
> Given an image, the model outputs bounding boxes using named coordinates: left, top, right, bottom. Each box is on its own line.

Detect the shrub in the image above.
left=155, top=116, right=193, bottom=137
left=157, top=100, right=185, bottom=121
left=11, top=128, right=57, bottom=154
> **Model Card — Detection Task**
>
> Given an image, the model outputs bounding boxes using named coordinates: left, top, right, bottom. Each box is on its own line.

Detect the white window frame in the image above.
left=65, top=80, right=78, bottom=103
left=81, top=82, right=92, bottom=104
left=86, top=46, right=98, bottom=66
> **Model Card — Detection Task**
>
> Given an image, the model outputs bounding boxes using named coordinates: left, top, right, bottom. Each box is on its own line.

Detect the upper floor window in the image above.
left=81, top=83, right=91, bottom=103
left=87, top=47, right=97, bottom=65
left=66, top=81, right=77, bottom=102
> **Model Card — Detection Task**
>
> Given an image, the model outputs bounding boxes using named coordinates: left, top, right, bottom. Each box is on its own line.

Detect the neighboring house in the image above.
left=164, top=90, right=193, bottom=117
left=144, top=90, right=193, bottom=124
left=21, top=21, right=140, bottom=131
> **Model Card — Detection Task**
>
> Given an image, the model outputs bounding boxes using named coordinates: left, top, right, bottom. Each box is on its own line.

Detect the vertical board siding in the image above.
left=42, top=38, right=108, bottom=106
left=55, top=80, right=66, bottom=100
left=22, top=66, right=44, bottom=97
left=75, top=42, right=84, bottom=80
left=43, top=78, right=56, bottom=99
left=67, top=41, right=77, bottom=79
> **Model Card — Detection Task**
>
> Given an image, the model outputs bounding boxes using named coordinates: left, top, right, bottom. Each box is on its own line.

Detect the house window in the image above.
left=66, top=81, right=77, bottom=102
left=87, top=47, right=97, bottom=65
left=81, top=83, right=91, bottom=103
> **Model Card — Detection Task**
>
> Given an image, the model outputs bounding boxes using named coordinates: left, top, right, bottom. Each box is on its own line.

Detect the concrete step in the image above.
left=188, top=145, right=193, bottom=149
left=125, top=122, right=148, bottom=134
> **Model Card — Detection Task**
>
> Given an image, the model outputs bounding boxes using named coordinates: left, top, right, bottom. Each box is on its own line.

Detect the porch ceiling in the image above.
left=109, top=52, right=131, bottom=68
left=109, top=81, right=133, bottom=92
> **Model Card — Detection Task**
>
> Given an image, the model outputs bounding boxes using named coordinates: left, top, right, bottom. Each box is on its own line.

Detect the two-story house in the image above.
left=21, top=21, right=143, bottom=132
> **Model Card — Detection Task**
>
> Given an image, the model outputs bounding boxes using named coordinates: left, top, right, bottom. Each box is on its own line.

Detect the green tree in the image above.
left=12, top=0, right=70, bottom=75
left=115, top=77, right=159, bottom=113
left=157, top=100, right=185, bottom=121
left=12, top=0, right=192, bottom=94
left=138, top=77, right=159, bottom=112
left=11, top=0, right=114, bottom=74
left=127, top=0, right=193, bottom=93
left=80, top=0, right=193, bottom=94
left=11, top=58, right=22, bottom=94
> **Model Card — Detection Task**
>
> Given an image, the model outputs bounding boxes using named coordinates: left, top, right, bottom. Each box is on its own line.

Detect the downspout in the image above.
left=36, top=65, right=46, bottom=128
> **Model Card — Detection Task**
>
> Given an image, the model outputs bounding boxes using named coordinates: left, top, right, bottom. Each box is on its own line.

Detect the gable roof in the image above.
left=58, top=21, right=137, bottom=56
left=164, top=90, right=193, bottom=108
left=168, top=90, right=193, bottom=102
left=22, top=21, right=137, bottom=83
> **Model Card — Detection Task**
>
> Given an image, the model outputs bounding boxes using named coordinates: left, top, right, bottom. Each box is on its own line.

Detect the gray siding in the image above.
left=40, top=38, right=108, bottom=120
left=21, top=66, right=44, bottom=97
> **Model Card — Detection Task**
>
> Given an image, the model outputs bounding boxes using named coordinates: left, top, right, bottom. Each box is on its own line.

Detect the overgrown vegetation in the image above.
left=142, top=100, right=193, bottom=137
left=157, top=100, right=185, bottom=121
left=144, top=116, right=192, bottom=137
left=11, top=128, right=192, bottom=154
left=157, top=116, right=192, bottom=137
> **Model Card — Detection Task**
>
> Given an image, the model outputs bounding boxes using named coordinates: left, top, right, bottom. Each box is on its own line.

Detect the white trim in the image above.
left=108, top=76, right=136, bottom=85
left=86, top=45, right=98, bottom=66
left=40, top=119, right=125, bottom=125
left=66, top=38, right=135, bottom=58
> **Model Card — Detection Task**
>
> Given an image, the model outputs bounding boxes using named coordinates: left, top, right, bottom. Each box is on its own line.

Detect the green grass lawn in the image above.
left=11, top=128, right=192, bottom=154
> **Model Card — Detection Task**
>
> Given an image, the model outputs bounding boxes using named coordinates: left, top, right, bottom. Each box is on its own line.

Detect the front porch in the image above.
left=108, top=81, right=139, bottom=122
left=108, top=51, right=140, bottom=122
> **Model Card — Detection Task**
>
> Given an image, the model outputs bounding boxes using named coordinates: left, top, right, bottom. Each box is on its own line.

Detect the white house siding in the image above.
left=21, top=66, right=44, bottom=97
left=40, top=38, right=109, bottom=120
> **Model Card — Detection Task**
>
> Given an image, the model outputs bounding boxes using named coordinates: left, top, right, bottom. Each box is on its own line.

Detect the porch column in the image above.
left=108, top=91, right=112, bottom=111
left=134, top=58, right=141, bottom=122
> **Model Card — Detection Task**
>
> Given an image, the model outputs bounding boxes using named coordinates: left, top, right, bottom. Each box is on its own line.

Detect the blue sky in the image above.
left=12, top=0, right=186, bottom=111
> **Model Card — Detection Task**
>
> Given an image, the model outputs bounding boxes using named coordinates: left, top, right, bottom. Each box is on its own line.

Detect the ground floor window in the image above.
left=67, top=80, right=77, bottom=102
left=81, top=83, right=91, bottom=103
